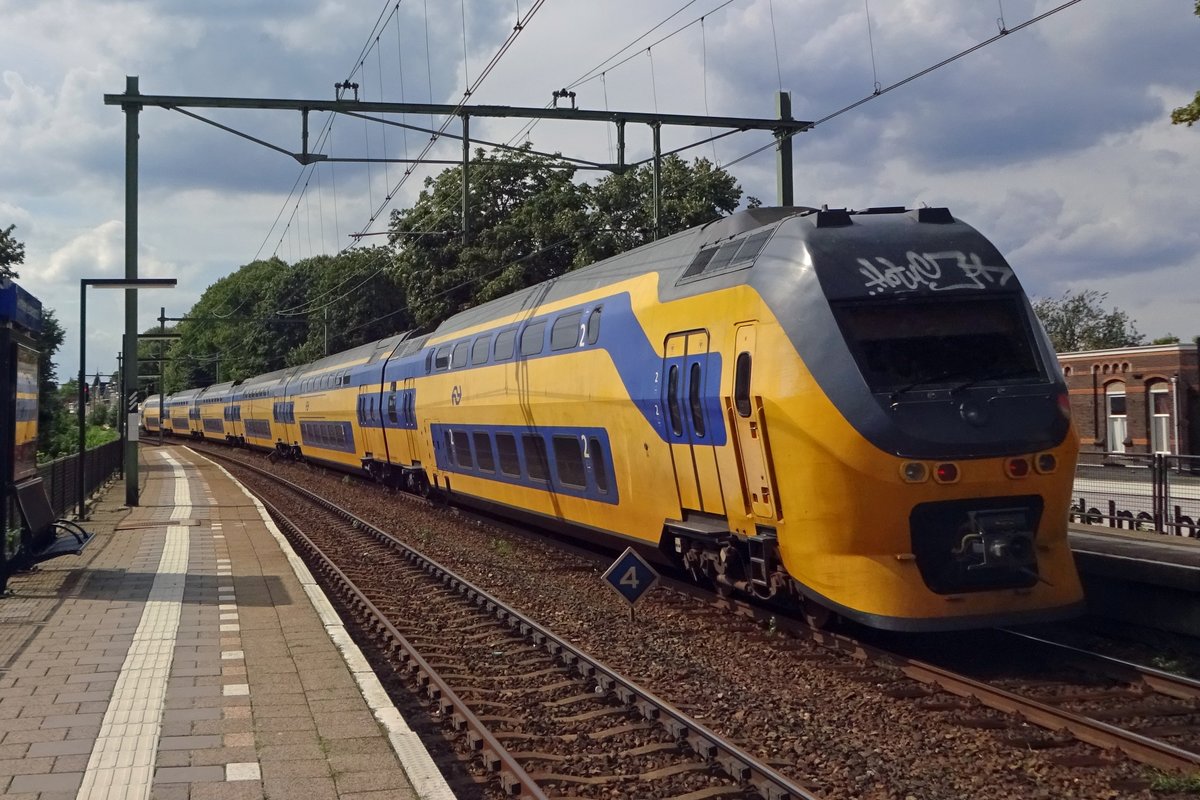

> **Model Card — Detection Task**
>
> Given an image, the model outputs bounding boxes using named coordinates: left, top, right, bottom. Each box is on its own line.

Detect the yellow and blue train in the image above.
left=150, top=205, right=1084, bottom=631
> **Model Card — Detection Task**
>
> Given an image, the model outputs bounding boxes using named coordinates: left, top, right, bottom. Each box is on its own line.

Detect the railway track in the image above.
left=686, top=588, right=1200, bottom=775
left=180, top=440, right=1198, bottom=794
left=198, top=445, right=819, bottom=800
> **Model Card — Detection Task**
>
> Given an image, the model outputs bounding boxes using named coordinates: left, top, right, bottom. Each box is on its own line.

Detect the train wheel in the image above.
left=801, top=598, right=835, bottom=630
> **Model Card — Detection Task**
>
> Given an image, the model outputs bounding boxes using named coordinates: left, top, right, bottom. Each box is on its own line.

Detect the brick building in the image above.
left=1057, top=343, right=1199, bottom=456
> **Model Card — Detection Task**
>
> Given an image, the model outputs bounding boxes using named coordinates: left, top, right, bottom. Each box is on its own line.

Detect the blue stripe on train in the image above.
left=430, top=423, right=619, bottom=506
left=397, top=292, right=727, bottom=446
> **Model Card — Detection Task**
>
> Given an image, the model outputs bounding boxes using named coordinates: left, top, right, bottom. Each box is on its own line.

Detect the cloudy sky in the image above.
left=2, top=0, right=1198, bottom=381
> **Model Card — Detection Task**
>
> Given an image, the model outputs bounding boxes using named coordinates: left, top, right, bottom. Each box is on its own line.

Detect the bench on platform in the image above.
left=13, top=477, right=95, bottom=566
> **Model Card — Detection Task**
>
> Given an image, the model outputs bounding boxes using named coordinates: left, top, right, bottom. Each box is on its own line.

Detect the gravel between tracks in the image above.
left=213, top=447, right=1186, bottom=800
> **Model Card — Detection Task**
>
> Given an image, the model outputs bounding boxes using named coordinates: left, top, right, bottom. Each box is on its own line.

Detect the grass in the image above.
left=1148, top=770, right=1200, bottom=793
left=490, top=537, right=513, bottom=557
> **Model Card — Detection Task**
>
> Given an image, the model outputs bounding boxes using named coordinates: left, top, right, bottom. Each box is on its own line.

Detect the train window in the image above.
left=434, top=345, right=452, bottom=370
left=473, top=432, right=496, bottom=472
left=553, top=435, right=585, bottom=488
left=834, top=297, right=1044, bottom=394
left=425, top=350, right=434, bottom=374
left=520, top=322, right=546, bottom=357
left=523, top=434, right=549, bottom=482
left=589, top=437, right=610, bottom=494
left=586, top=307, right=602, bottom=345
left=494, top=329, right=516, bottom=361
left=705, top=240, right=743, bottom=274
left=680, top=247, right=718, bottom=280
left=730, top=229, right=773, bottom=266
left=471, top=335, right=491, bottom=365
left=388, top=394, right=398, bottom=424
left=689, top=362, right=705, bottom=438
left=443, top=431, right=454, bottom=464
left=453, top=430, right=474, bottom=468
left=551, top=312, right=583, bottom=351
left=496, top=433, right=521, bottom=476
left=666, top=365, right=684, bottom=436
left=451, top=341, right=470, bottom=369
left=734, top=353, right=753, bottom=417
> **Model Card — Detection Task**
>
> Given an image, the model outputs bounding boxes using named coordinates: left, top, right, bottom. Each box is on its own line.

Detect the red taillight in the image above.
left=1005, top=457, right=1030, bottom=478
left=934, top=463, right=959, bottom=483
left=1056, top=391, right=1071, bottom=420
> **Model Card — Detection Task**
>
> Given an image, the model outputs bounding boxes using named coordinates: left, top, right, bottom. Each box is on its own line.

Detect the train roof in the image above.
left=291, top=332, right=409, bottom=379
left=197, top=380, right=237, bottom=400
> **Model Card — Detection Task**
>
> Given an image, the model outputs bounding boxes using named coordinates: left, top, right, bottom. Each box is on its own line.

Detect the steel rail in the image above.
left=204, top=448, right=819, bottom=800
left=1000, top=629, right=1200, bottom=702
left=256, top=494, right=548, bottom=800
left=185, top=441, right=1200, bottom=776
left=652, top=582, right=1200, bottom=777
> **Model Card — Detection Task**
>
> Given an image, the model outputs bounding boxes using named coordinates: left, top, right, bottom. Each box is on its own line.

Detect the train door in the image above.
left=662, top=331, right=725, bottom=517
left=358, top=384, right=383, bottom=461
left=730, top=324, right=779, bottom=520
left=402, top=377, right=418, bottom=462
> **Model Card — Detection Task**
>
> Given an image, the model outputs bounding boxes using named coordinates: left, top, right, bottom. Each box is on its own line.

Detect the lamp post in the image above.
left=78, top=277, right=176, bottom=519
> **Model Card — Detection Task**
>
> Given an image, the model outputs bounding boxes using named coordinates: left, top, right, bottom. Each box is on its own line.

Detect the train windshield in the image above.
left=834, top=296, right=1045, bottom=394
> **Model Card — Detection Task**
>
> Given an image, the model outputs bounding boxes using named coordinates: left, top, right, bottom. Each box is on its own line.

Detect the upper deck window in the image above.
left=520, top=321, right=546, bottom=357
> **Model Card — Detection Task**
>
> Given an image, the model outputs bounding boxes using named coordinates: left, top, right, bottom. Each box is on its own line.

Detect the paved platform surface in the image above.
left=1069, top=522, right=1200, bottom=591
left=0, top=445, right=455, bottom=800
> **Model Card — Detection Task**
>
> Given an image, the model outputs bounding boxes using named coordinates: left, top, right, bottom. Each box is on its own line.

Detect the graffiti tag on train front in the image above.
left=857, top=251, right=1014, bottom=296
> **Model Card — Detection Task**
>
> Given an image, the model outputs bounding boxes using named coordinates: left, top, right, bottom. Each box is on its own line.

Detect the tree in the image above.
left=390, top=146, right=590, bottom=328
left=577, top=155, right=743, bottom=265
left=1173, top=1, right=1200, bottom=126
left=1032, top=290, right=1144, bottom=352
left=1, top=224, right=24, bottom=280
left=35, top=308, right=69, bottom=455
left=388, top=145, right=746, bottom=328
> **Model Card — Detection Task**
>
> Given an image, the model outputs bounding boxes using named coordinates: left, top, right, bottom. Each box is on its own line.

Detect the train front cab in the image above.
left=668, top=208, right=1086, bottom=631
left=141, top=394, right=161, bottom=434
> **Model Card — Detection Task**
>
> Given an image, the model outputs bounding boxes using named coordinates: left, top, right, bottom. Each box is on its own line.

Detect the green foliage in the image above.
left=0, top=223, right=24, bottom=279
left=161, top=144, right=746, bottom=388
left=35, top=307, right=69, bottom=454
left=577, top=155, right=741, bottom=265
left=1152, top=334, right=1182, bottom=345
left=1147, top=768, right=1200, bottom=793
left=391, top=145, right=743, bottom=328
left=1032, top=290, right=1144, bottom=352
left=391, top=146, right=590, bottom=329
left=1173, top=3, right=1200, bottom=126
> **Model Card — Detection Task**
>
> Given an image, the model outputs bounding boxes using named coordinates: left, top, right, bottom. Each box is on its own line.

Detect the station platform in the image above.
left=1068, top=523, right=1200, bottom=635
left=0, top=445, right=454, bottom=800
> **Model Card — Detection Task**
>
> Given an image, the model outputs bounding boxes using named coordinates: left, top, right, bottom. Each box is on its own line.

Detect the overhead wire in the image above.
left=721, top=0, right=1085, bottom=169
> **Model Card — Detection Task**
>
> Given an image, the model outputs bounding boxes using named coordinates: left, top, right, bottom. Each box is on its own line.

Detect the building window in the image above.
left=1150, top=383, right=1172, bottom=454
left=1105, top=382, right=1127, bottom=453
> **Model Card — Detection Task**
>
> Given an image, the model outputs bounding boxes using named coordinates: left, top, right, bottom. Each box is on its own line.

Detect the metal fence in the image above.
left=34, top=439, right=124, bottom=519
left=1071, top=452, right=1200, bottom=537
